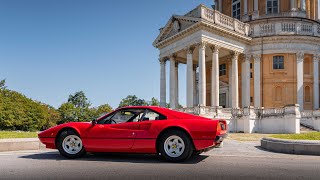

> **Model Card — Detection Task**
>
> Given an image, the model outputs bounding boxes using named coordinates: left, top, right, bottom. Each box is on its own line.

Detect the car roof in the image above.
left=118, top=106, right=209, bottom=120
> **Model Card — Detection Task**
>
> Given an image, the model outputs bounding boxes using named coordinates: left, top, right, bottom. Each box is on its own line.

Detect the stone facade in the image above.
left=153, top=1, right=320, bottom=133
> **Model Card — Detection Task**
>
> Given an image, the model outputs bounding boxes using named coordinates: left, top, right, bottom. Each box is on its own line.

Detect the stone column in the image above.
left=297, top=52, right=304, bottom=110
left=210, top=45, right=220, bottom=107
left=169, top=55, right=177, bottom=109
left=219, top=0, right=222, bottom=12
left=175, top=62, right=179, bottom=108
left=314, top=54, right=320, bottom=109
left=193, top=66, right=197, bottom=106
left=253, top=0, right=259, bottom=19
left=186, top=46, right=195, bottom=108
left=300, top=0, right=306, bottom=10
left=253, top=54, right=261, bottom=108
left=159, top=58, right=167, bottom=107
left=232, top=52, right=240, bottom=108
left=228, top=61, right=232, bottom=108
left=198, top=41, right=207, bottom=106
left=244, top=0, right=248, bottom=15
left=242, top=54, right=251, bottom=107
left=291, top=0, right=296, bottom=11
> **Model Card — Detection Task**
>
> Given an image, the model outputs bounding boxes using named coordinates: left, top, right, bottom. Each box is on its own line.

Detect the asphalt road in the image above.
left=0, top=140, right=320, bottom=180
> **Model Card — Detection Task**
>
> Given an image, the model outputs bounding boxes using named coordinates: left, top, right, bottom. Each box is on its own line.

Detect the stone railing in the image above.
left=261, top=107, right=285, bottom=117
left=250, top=18, right=320, bottom=37
left=185, top=4, right=250, bottom=36
left=256, top=11, right=307, bottom=19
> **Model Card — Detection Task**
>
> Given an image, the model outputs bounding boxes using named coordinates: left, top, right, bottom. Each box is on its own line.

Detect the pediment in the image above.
left=153, top=15, right=200, bottom=47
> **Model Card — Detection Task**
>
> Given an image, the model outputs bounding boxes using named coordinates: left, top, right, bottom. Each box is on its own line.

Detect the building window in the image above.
left=267, top=0, right=279, bottom=14
left=273, top=56, right=284, bottom=69
left=250, top=63, right=253, bottom=69
left=305, top=86, right=311, bottom=102
left=219, top=64, right=226, bottom=76
left=250, top=97, right=253, bottom=103
left=232, top=0, right=241, bottom=20
left=250, top=72, right=253, bottom=78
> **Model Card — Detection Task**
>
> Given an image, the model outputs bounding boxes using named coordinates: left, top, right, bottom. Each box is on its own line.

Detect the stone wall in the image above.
left=179, top=104, right=301, bottom=134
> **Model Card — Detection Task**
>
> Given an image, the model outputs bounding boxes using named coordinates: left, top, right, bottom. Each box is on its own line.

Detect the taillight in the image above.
left=219, top=120, right=227, bottom=130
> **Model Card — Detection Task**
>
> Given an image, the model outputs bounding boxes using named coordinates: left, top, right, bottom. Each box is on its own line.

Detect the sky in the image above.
left=0, top=0, right=213, bottom=108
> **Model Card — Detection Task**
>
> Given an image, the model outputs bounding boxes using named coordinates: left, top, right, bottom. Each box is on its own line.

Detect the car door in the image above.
left=132, top=109, right=167, bottom=153
left=83, top=108, right=143, bottom=152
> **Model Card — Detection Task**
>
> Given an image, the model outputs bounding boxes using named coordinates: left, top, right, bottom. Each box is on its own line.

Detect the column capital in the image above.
left=159, top=57, right=167, bottom=64
left=169, top=53, right=177, bottom=60
left=198, top=41, right=207, bottom=50
left=253, top=54, right=261, bottom=63
left=230, top=51, right=240, bottom=60
left=209, top=45, right=221, bottom=53
left=245, top=54, right=252, bottom=61
left=313, top=54, right=320, bottom=62
left=186, top=46, right=195, bottom=54
left=296, top=51, right=305, bottom=62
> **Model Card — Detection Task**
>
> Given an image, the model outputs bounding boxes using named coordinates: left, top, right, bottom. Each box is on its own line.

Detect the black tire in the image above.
left=158, top=130, right=193, bottom=162
left=57, top=129, right=86, bottom=159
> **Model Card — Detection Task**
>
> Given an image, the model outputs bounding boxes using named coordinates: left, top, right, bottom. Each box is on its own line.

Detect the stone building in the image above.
left=153, top=0, right=320, bottom=111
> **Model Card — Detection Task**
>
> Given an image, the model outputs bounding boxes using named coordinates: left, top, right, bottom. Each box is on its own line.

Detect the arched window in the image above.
left=305, top=86, right=311, bottom=102
left=275, top=86, right=282, bottom=101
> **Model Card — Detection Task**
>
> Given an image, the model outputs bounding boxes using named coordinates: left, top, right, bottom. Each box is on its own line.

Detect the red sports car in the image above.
left=38, top=106, right=227, bottom=162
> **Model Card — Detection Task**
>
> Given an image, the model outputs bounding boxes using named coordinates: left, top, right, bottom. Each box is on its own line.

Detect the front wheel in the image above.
left=57, top=130, right=86, bottom=159
left=159, top=130, right=193, bottom=162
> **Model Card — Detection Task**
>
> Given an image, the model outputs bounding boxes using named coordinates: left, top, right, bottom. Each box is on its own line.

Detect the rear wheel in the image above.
left=159, top=130, right=193, bottom=162
left=57, top=130, right=86, bottom=159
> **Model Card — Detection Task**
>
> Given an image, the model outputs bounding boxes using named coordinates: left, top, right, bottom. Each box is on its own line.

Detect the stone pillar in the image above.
left=228, top=61, right=232, bottom=108
left=253, top=54, right=261, bottom=108
left=314, top=54, right=320, bottom=109
left=175, top=62, right=179, bottom=108
left=232, top=52, right=240, bottom=108
left=169, top=55, right=177, bottom=109
left=210, top=45, right=220, bottom=107
left=301, top=0, right=306, bottom=10
left=198, top=41, right=207, bottom=106
left=253, top=0, right=259, bottom=19
left=219, top=0, right=222, bottom=12
left=244, top=0, right=248, bottom=15
left=297, top=52, right=304, bottom=110
left=193, top=66, right=197, bottom=106
left=291, top=0, right=297, bottom=10
left=159, top=58, right=167, bottom=107
left=242, top=54, right=251, bottom=107
left=186, top=46, right=195, bottom=108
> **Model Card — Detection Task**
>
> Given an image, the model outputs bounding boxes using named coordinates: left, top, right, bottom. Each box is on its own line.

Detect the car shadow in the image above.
left=19, top=151, right=209, bottom=164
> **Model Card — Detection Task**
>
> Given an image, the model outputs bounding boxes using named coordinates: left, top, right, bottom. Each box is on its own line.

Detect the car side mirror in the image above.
left=92, top=119, right=97, bottom=126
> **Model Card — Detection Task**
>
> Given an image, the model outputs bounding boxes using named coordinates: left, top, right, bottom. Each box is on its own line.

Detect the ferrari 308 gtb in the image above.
left=38, top=106, right=227, bottom=162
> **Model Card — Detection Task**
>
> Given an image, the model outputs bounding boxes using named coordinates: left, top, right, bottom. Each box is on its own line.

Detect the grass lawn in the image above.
left=270, top=132, right=320, bottom=140
left=0, top=131, right=38, bottom=139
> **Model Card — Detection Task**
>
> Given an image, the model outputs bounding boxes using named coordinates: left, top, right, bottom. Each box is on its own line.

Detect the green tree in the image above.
left=0, top=88, right=59, bottom=131
left=118, top=95, right=148, bottom=108
left=68, top=91, right=91, bottom=108
left=148, top=97, right=160, bottom=106
left=95, top=104, right=113, bottom=116
left=0, top=79, right=6, bottom=89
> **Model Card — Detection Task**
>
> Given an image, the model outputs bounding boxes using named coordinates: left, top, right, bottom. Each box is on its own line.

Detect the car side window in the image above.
left=141, top=109, right=166, bottom=121
left=111, top=110, right=135, bottom=124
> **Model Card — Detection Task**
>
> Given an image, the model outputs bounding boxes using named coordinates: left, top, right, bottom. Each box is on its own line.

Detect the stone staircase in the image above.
left=300, top=124, right=317, bottom=133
